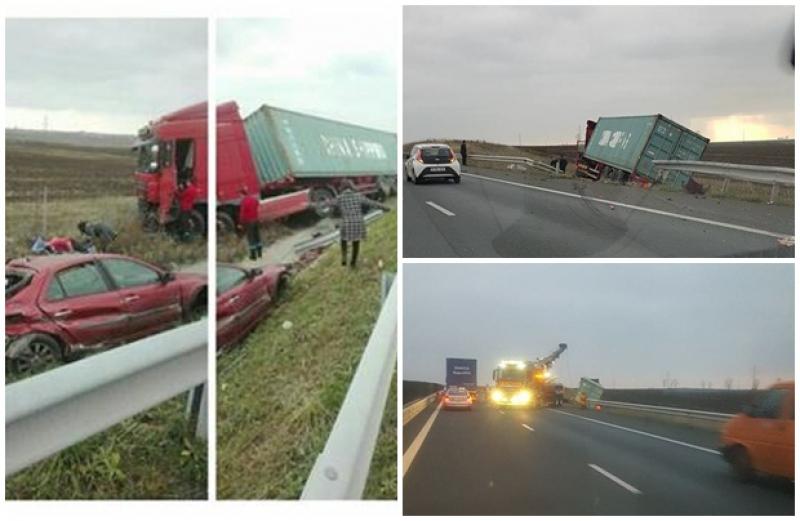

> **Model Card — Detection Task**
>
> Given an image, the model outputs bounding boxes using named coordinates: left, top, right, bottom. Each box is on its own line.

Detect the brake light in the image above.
left=416, top=149, right=423, bottom=161
left=448, top=149, right=455, bottom=162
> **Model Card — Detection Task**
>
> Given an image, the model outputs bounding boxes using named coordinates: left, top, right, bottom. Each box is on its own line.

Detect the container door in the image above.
left=636, top=118, right=682, bottom=181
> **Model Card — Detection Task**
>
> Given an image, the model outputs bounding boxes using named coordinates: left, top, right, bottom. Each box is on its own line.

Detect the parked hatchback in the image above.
left=216, top=263, right=289, bottom=351
left=5, top=253, right=207, bottom=375
left=443, top=386, right=473, bottom=410
left=721, top=381, right=794, bottom=481
left=405, top=143, right=461, bottom=184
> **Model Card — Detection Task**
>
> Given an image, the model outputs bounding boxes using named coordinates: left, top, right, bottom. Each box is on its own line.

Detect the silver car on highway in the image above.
left=405, top=143, right=462, bottom=184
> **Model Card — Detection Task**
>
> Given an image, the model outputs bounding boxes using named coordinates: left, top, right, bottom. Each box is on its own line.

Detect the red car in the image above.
left=6, top=253, right=207, bottom=374
left=216, top=263, right=289, bottom=351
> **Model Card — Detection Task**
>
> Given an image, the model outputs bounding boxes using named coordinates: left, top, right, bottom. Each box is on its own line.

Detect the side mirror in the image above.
left=247, top=267, right=263, bottom=280
left=160, top=271, right=176, bottom=284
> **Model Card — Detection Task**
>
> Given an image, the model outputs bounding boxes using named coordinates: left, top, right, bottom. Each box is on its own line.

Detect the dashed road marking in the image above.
left=522, top=423, right=535, bottom=432
left=589, top=464, right=642, bottom=494
left=425, top=201, right=456, bottom=217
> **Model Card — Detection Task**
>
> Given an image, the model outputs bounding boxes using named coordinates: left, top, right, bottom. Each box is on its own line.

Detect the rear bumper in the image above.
left=419, top=166, right=460, bottom=180
left=443, top=401, right=472, bottom=409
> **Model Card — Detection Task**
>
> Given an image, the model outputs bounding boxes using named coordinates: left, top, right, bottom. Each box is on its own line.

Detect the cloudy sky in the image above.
left=217, top=16, right=396, bottom=133
left=404, top=264, right=794, bottom=390
left=404, top=6, right=795, bottom=144
left=6, top=18, right=207, bottom=134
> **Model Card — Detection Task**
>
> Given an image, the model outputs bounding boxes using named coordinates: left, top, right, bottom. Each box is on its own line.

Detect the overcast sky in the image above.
left=404, top=264, right=794, bottom=390
left=404, top=6, right=795, bottom=145
left=6, top=18, right=207, bottom=134
left=217, top=16, right=396, bottom=133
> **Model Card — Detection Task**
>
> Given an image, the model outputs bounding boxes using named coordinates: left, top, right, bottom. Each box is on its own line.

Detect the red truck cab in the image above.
left=134, top=102, right=209, bottom=233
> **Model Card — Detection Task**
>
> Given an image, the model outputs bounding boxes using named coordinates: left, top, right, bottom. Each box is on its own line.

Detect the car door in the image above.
left=99, top=258, right=183, bottom=339
left=216, top=265, right=249, bottom=348
left=38, top=261, right=129, bottom=349
left=235, top=270, right=273, bottom=329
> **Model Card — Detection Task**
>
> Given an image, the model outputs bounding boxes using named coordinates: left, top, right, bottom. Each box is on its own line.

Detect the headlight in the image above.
left=491, top=389, right=505, bottom=402
left=511, top=390, right=532, bottom=405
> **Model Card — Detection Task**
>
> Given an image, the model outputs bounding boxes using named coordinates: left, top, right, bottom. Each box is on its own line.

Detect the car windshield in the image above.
left=216, top=265, right=247, bottom=295
left=499, top=367, right=526, bottom=380
left=6, top=269, right=33, bottom=299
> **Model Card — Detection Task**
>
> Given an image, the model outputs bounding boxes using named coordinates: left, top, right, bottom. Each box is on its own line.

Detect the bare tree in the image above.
left=724, top=377, right=733, bottom=390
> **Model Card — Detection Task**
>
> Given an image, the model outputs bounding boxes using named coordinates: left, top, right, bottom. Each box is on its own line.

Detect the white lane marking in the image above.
left=425, top=201, right=456, bottom=217
left=462, top=172, right=792, bottom=240
left=403, top=401, right=442, bottom=476
left=550, top=409, right=721, bottom=455
left=522, top=423, right=535, bottom=432
left=498, top=410, right=505, bottom=415
left=588, top=464, right=642, bottom=495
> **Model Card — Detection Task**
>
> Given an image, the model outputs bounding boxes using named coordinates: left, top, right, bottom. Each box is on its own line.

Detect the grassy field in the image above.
left=217, top=212, right=397, bottom=499
left=5, top=140, right=207, bottom=266
left=5, top=139, right=208, bottom=499
left=6, top=395, right=207, bottom=499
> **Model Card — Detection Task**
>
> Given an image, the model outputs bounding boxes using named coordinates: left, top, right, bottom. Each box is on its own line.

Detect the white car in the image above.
left=404, top=143, right=461, bottom=184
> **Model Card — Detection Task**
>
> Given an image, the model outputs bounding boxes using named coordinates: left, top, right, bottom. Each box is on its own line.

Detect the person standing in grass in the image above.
left=460, top=140, right=468, bottom=167
left=177, top=179, right=199, bottom=241
left=334, top=180, right=390, bottom=268
left=238, top=186, right=262, bottom=261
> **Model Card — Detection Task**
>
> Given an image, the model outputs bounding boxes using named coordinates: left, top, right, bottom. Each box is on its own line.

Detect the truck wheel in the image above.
left=189, top=209, right=207, bottom=236
left=310, top=187, right=336, bottom=218
left=10, top=334, right=63, bottom=375
left=142, top=212, right=160, bottom=233
left=729, top=446, right=754, bottom=482
left=216, top=212, right=236, bottom=236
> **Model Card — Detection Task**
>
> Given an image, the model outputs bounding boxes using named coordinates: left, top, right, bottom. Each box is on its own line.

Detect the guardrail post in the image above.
left=186, top=383, right=208, bottom=440
left=769, top=183, right=779, bottom=205
left=720, top=178, right=729, bottom=193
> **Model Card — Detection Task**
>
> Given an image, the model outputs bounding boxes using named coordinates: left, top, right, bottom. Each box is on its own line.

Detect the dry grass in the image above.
left=217, top=212, right=397, bottom=499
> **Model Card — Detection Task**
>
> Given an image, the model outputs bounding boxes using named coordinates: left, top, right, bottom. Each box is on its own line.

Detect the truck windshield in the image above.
left=136, top=141, right=161, bottom=173
left=498, top=367, right=526, bottom=381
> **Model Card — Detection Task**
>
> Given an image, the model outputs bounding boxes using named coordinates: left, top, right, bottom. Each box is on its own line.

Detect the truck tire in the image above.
left=142, top=211, right=160, bottom=233
left=310, top=186, right=336, bottom=218
left=216, top=212, right=236, bottom=236
left=9, top=334, right=63, bottom=375
left=189, top=209, right=207, bottom=236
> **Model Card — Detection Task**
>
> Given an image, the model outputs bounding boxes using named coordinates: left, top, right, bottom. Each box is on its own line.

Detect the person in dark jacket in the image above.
left=238, top=187, right=262, bottom=260
left=334, top=180, right=389, bottom=268
left=460, top=140, right=468, bottom=167
left=77, top=221, right=117, bottom=252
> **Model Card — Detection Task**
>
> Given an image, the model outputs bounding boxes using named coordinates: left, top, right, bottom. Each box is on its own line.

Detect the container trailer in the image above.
left=576, top=114, right=709, bottom=187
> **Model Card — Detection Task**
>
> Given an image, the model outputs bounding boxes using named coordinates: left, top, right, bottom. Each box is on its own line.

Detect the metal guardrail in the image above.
left=6, top=320, right=208, bottom=476
left=587, top=399, right=735, bottom=422
left=403, top=392, right=438, bottom=426
left=294, top=210, right=385, bottom=255
left=301, top=275, right=397, bottom=500
left=471, top=154, right=563, bottom=175
left=654, top=160, right=794, bottom=203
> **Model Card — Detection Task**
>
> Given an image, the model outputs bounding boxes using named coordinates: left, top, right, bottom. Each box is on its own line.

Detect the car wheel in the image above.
left=454, top=177, right=461, bottom=184
left=11, top=334, right=63, bottom=375
left=729, top=446, right=754, bottom=482
left=412, top=174, right=420, bottom=185
left=142, top=211, right=160, bottom=233
left=186, top=289, right=208, bottom=323
left=276, top=274, right=290, bottom=300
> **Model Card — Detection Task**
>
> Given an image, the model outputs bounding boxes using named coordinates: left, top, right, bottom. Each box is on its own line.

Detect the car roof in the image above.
left=7, top=253, right=149, bottom=272
left=414, top=143, right=451, bottom=149
left=771, top=381, right=794, bottom=390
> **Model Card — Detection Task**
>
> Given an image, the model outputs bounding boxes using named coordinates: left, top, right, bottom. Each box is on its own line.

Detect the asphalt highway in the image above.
left=402, top=170, right=794, bottom=258
left=403, top=401, right=794, bottom=515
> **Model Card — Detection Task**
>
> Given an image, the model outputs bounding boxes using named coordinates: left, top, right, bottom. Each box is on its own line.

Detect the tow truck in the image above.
left=489, top=343, right=567, bottom=408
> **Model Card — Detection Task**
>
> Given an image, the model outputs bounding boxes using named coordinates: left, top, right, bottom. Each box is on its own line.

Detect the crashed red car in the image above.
left=6, top=253, right=207, bottom=374
left=216, top=263, right=289, bottom=351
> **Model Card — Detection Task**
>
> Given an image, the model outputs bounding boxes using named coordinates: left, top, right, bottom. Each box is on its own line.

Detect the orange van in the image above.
left=721, top=381, right=794, bottom=481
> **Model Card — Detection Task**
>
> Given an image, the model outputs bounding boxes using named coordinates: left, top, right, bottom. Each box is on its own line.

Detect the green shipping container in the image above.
left=243, top=105, right=397, bottom=185
left=584, top=114, right=709, bottom=184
